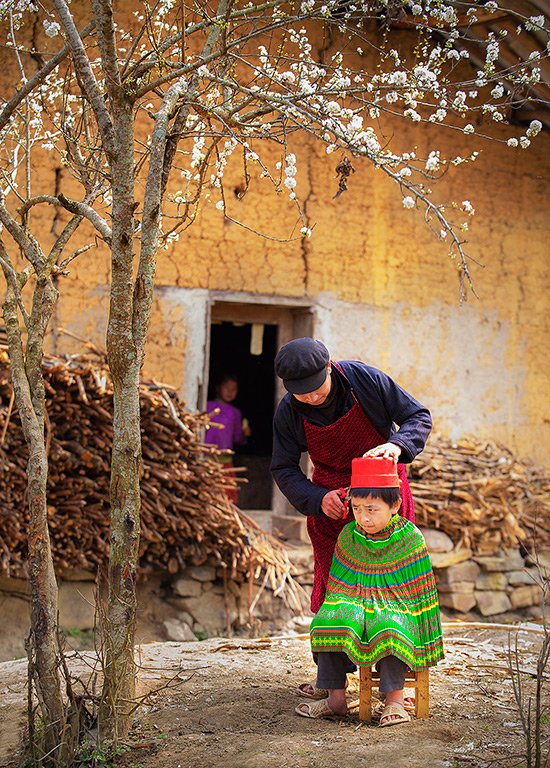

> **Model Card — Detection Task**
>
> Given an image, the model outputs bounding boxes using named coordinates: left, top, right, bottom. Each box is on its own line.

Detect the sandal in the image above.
left=296, top=680, right=328, bottom=699
left=296, top=676, right=352, bottom=700
left=374, top=699, right=415, bottom=715
left=379, top=703, right=411, bottom=728
left=295, top=699, right=343, bottom=720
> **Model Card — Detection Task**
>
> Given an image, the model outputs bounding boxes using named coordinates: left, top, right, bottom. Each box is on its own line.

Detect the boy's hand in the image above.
left=363, top=443, right=402, bottom=463
left=321, top=489, right=346, bottom=519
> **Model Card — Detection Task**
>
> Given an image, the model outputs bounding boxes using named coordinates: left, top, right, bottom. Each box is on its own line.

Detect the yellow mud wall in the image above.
left=1, top=6, right=549, bottom=468
left=83, top=115, right=548, bottom=469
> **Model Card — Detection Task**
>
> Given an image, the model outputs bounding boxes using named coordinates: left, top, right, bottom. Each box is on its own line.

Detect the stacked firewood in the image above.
left=408, top=434, right=550, bottom=554
left=0, top=346, right=300, bottom=613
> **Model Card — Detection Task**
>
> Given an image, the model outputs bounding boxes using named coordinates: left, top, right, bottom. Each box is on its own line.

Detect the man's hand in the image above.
left=321, top=489, right=346, bottom=519
left=363, top=443, right=402, bottom=463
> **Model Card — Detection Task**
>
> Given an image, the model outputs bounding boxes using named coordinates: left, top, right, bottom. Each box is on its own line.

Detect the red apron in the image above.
left=304, top=388, right=414, bottom=613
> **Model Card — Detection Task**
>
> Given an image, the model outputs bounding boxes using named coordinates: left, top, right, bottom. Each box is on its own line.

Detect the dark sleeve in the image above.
left=342, top=361, right=432, bottom=463
left=270, top=397, right=327, bottom=517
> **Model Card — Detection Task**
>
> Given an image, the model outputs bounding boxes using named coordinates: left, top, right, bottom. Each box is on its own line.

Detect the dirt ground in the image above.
left=0, top=622, right=547, bottom=768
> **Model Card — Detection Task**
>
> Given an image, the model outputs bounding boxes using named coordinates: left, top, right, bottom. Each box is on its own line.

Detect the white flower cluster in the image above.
left=526, top=120, right=542, bottom=137
left=210, top=138, right=238, bottom=189
left=190, top=133, right=206, bottom=168
left=0, top=0, right=37, bottom=26
left=485, top=38, right=500, bottom=70
left=525, top=15, right=545, bottom=32
left=43, top=18, right=61, bottom=37
left=425, top=150, right=441, bottom=172
left=276, top=153, right=298, bottom=198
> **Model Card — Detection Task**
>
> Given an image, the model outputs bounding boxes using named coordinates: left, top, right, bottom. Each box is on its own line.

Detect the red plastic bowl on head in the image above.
left=351, top=456, right=400, bottom=488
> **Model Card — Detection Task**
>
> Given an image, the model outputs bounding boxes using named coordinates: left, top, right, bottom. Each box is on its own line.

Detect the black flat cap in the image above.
left=274, top=338, right=330, bottom=394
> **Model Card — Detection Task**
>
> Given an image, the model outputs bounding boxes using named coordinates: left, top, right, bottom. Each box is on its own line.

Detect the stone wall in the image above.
left=422, top=528, right=543, bottom=620
left=0, top=563, right=306, bottom=662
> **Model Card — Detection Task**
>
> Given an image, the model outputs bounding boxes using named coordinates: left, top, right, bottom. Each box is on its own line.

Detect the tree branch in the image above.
left=0, top=21, right=96, bottom=134
left=51, top=0, right=115, bottom=157
left=0, top=241, right=30, bottom=326
left=90, top=0, right=124, bottom=107
left=0, top=193, right=44, bottom=269
left=55, top=194, right=112, bottom=244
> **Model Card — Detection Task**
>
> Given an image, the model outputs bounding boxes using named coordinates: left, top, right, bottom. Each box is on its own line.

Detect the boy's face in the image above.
left=218, top=380, right=238, bottom=403
left=351, top=494, right=400, bottom=533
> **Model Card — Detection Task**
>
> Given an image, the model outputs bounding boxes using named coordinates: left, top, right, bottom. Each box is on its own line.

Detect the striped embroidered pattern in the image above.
left=310, top=515, right=444, bottom=669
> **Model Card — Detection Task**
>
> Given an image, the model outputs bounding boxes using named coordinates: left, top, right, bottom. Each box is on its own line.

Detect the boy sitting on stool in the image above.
left=296, top=456, right=444, bottom=726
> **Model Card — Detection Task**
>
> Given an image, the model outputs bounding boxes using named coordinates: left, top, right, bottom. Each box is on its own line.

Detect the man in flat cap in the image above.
left=271, top=337, right=432, bottom=618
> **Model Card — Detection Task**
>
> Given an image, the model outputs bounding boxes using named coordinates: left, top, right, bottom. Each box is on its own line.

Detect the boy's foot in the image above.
left=296, top=680, right=328, bottom=699
left=295, top=698, right=347, bottom=719
left=297, top=678, right=350, bottom=698
left=379, top=703, right=411, bottom=727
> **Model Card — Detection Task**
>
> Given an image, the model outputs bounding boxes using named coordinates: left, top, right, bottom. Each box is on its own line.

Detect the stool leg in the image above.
left=359, top=666, right=373, bottom=723
left=415, top=669, right=429, bottom=718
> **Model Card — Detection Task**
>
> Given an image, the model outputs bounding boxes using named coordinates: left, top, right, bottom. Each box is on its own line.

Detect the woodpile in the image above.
left=0, top=344, right=300, bottom=615
left=408, top=434, right=550, bottom=554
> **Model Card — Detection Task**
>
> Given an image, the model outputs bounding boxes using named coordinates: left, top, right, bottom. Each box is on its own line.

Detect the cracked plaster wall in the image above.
left=47, top=121, right=550, bottom=467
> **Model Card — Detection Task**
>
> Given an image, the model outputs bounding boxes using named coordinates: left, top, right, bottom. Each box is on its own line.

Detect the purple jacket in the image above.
left=205, top=401, right=245, bottom=451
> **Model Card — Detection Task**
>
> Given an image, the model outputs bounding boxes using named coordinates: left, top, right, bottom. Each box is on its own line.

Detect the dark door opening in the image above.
left=207, top=321, right=277, bottom=509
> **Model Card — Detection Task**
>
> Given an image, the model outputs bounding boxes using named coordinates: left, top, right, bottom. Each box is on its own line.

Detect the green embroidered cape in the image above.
left=310, top=514, right=444, bottom=669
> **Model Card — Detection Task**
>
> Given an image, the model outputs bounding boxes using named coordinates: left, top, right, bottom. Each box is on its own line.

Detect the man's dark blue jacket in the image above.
left=270, top=360, right=432, bottom=517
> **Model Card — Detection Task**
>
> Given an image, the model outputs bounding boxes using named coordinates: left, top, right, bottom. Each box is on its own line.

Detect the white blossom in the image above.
left=43, top=19, right=61, bottom=37
left=525, top=15, right=545, bottom=32
left=402, top=196, right=415, bottom=209
left=507, top=137, right=519, bottom=147
left=215, top=200, right=225, bottom=211
left=325, top=101, right=341, bottom=115
left=425, top=151, right=440, bottom=171
left=279, top=71, right=296, bottom=84
left=429, top=108, right=446, bottom=122
left=520, top=136, right=531, bottom=149
left=526, top=120, right=542, bottom=138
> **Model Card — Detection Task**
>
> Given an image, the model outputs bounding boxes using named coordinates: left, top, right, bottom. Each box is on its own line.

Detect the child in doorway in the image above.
left=295, top=456, right=444, bottom=727
left=205, top=375, right=251, bottom=503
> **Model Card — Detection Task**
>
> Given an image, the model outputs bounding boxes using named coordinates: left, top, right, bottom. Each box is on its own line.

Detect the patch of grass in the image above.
left=64, top=627, right=95, bottom=647
left=75, top=740, right=130, bottom=768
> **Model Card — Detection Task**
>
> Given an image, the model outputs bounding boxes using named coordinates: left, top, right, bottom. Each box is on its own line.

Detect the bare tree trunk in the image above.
left=2, top=274, right=63, bottom=757
left=98, top=366, right=142, bottom=740
left=98, top=89, right=141, bottom=739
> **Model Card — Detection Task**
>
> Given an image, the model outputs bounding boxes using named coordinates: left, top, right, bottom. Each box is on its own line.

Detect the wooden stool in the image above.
left=359, top=666, right=429, bottom=722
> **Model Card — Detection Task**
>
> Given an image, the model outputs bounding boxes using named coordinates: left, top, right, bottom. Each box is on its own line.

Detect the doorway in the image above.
left=207, top=321, right=277, bottom=509
left=206, top=298, right=314, bottom=514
